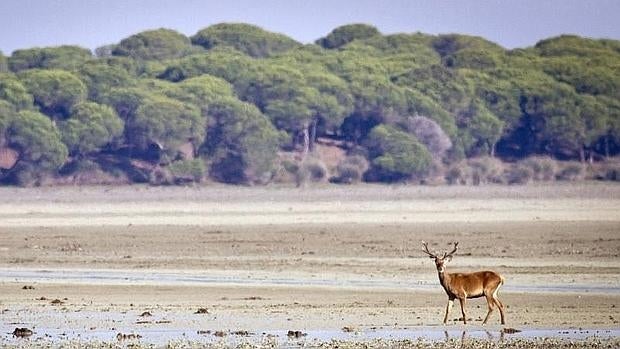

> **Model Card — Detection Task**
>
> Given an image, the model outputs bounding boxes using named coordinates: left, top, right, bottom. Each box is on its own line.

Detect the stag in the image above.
left=422, top=241, right=505, bottom=325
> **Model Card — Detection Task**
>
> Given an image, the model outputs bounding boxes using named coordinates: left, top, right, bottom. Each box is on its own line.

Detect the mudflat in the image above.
left=0, top=183, right=619, bottom=347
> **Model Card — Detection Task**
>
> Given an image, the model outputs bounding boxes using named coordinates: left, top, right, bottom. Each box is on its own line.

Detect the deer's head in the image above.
left=422, top=241, right=459, bottom=273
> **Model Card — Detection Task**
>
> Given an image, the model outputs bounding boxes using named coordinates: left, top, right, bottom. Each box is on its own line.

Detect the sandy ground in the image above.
left=0, top=183, right=619, bottom=347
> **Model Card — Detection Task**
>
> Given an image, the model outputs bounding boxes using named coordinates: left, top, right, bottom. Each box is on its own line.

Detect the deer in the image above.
left=422, top=241, right=505, bottom=325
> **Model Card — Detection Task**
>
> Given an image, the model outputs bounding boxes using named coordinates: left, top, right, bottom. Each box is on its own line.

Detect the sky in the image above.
left=1, top=0, right=619, bottom=54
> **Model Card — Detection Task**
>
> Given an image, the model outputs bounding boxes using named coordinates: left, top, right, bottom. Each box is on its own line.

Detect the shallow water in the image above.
left=1, top=268, right=619, bottom=294
left=2, top=302, right=618, bottom=346
left=2, top=325, right=619, bottom=347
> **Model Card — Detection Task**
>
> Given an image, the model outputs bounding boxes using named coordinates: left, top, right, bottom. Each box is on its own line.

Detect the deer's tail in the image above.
left=494, top=275, right=505, bottom=308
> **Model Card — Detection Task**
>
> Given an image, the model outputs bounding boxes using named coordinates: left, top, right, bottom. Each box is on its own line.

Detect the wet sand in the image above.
left=0, top=184, right=619, bottom=347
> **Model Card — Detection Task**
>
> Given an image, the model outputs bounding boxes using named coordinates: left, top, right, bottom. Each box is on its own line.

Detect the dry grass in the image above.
left=1, top=181, right=619, bottom=203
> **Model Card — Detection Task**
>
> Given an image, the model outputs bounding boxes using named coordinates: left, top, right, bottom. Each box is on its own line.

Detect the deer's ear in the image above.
left=428, top=255, right=435, bottom=259
left=446, top=255, right=453, bottom=262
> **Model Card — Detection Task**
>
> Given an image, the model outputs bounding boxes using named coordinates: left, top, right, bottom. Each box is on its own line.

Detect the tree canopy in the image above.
left=126, top=94, right=204, bottom=157
left=203, top=97, right=282, bottom=184
left=8, top=46, right=92, bottom=72
left=112, top=28, right=193, bottom=60
left=191, top=23, right=300, bottom=57
left=59, top=102, right=124, bottom=155
left=0, top=74, right=34, bottom=110
left=0, top=51, right=8, bottom=73
left=365, top=124, right=432, bottom=181
left=316, top=24, right=381, bottom=49
left=3, top=110, right=68, bottom=184
left=2, top=23, right=620, bottom=186
left=19, top=69, right=87, bottom=118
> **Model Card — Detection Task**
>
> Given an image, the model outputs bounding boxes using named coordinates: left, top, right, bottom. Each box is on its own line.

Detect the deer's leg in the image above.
left=482, top=294, right=495, bottom=325
left=493, top=297, right=506, bottom=325
left=443, top=298, right=454, bottom=325
left=458, top=298, right=467, bottom=324
left=492, top=285, right=506, bottom=325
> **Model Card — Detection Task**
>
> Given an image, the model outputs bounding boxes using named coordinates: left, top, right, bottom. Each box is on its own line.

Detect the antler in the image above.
left=443, top=242, right=459, bottom=260
left=421, top=241, right=437, bottom=258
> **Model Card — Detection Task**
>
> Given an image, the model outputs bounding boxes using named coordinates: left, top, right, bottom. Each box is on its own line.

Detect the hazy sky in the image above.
left=1, top=0, right=619, bottom=54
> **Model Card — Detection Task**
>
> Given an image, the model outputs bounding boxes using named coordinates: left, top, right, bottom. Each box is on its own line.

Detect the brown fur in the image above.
left=423, top=242, right=506, bottom=325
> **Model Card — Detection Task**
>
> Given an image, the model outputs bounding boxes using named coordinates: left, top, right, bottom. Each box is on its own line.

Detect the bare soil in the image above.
left=0, top=183, right=619, bottom=347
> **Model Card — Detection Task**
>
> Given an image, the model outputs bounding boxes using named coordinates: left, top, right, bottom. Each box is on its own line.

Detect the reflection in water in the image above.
left=1, top=324, right=618, bottom=346
left=444, top=329, right=507, bottom=347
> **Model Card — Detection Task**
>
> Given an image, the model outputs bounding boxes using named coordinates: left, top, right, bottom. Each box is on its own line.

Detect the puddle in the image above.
left=1, top=268, right=619, bottom=294
left=2, top=307, right=618, bottom=346
left=1, top=326, right=618, bottom=346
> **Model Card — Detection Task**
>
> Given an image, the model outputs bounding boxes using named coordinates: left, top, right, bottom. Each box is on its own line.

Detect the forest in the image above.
left=0, top=23, right=619, bottom=186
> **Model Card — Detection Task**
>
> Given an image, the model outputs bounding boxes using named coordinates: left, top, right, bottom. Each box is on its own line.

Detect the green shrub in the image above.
left=467, top=156, right=505, bottom=184
left=602, top=165, right=620, bottom=181
left=331, top=155, right=369, bottom=184
left=342, top=155, right=369, bottom=172
left=332, top=164, right=363, bottom=184
left=55, top=159, right=129, bottom=185
left=589, top=160, right=620, bottom=181
left=519, top=156, right=557, bottom=181
left=59, top=159, right=100, bottom=176
left=296, top=157, right=328, bottom=186
left=148, top=166, right=173, bottom=185
left=271, top=157, right=299, bottom=184
left=9, top=163, right=43, bottom=186
left=556, top=162, right=585, bottom=181
left=504, top=163, right=534, bottom=185
left=168, top=159, right=206, bottom=183
left=445, top=162, right=471, bottom=185
left=444, top=157, right=504, bottom=185
left=281, top=159, right=299, bottom=174
left=305, top=158, right=328, bottom=181
left=365, top=125, right=432, bottom=181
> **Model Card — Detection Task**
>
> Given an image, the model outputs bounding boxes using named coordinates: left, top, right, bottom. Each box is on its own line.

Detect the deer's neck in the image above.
left=438, top=270, right=452, bottom=292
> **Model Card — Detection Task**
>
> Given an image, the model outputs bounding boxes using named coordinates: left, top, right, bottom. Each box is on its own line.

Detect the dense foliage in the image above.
left=1, top=23, right=619, bottom=186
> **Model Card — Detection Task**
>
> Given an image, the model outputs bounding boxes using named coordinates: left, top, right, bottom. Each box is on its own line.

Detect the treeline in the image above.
left=0, top=23, right=619, bottom=186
